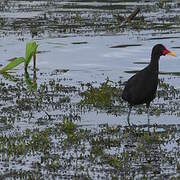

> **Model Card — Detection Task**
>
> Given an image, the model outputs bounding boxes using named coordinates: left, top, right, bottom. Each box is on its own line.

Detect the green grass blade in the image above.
left=25, top=42, right=38, bottom=69
left=0, top=57, right=25, bottom=73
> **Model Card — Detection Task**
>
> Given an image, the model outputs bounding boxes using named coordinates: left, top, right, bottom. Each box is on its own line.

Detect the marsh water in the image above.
left=0, top=0, right=180, bottom=179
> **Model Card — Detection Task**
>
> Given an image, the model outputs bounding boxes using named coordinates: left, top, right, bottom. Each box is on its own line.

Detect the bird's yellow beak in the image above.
left=168, top=51, right=176, bottom=57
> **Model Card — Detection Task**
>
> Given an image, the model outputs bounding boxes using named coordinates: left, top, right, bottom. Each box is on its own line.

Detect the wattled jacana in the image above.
left=122, top=44, right=176, bottom=121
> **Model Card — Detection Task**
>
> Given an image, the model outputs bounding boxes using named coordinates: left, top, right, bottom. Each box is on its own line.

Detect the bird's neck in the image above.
left=149, top=53, right=160, bottom=72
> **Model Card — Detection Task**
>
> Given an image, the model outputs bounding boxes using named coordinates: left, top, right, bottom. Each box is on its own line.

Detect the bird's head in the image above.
left=153, top=44, right=176, bottom=57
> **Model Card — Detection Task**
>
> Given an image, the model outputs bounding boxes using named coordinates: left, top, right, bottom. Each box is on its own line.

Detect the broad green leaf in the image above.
left=25, top=42, right=38, bottom=69
left=0, top=57, right=25, bottom=73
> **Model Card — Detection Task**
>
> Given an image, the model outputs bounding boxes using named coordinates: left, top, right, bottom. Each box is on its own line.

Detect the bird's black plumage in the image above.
left=122, top=44, right=175, bottom=109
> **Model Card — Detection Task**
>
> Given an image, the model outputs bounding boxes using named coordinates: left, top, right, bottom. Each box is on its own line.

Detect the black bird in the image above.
left=122, top=44, right=176, bottom=121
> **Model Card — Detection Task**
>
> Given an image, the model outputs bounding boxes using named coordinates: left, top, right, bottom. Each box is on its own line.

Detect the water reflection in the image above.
left=25, top=70, right=37, bottom=92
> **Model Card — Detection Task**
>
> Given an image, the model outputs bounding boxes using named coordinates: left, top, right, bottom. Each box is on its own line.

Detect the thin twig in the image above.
left=119, top=7, right=141, bottom=27
left=44, top=111, right=51, bottom=120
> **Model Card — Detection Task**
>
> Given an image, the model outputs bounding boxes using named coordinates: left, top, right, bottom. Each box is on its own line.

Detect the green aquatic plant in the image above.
left=62, top=118, right=76, bottom=134
left=156, top=0, right=166, bottom=9
left=0, top=57, right=25, bottom=73
left=24, top=42, right=38, bottom=71
left=79, top=78, right=122, bottom=108
left=0, top=41, right=38, bottom=73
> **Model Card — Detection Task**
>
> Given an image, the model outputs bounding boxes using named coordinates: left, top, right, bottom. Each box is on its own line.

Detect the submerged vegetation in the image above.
left=0, top=73, right=179, bottom=178
left=0, top=0, right=179, bottom=37
left=79, top=78, right=123, bottom=108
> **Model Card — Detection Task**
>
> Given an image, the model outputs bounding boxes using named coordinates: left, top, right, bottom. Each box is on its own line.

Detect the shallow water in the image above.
left=0, top=0, right=180, bottom=179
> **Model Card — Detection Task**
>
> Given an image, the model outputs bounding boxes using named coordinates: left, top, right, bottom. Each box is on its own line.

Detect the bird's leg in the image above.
left=146, top=103, right=150, bottom=132
left=146, top=103, right=150, bottom=122
left=147, top=108, right=150, bottom=123
left=127, top=105, right=132, bottom=126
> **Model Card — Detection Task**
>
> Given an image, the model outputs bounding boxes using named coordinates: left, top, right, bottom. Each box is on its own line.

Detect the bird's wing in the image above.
left=123, top=68, right=157, bottom=104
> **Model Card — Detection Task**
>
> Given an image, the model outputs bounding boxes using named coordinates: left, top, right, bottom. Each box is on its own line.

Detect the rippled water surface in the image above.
left=0, top=0, right=180, bottom=179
